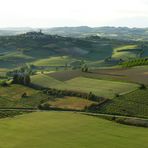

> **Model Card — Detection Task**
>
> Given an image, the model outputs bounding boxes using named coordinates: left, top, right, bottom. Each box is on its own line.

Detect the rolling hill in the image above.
left=0, top=32, right=147, bottom=70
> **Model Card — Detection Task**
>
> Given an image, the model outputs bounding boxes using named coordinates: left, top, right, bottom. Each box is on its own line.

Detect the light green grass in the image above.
left=55, top=77, right=139, bottom=98
left=32, top=75, right=139, bottom=98
left=31, top=74, right=62, bottom=88
left=112, top=45, right=139, bottom=60
left=0, top=111, right=147, bottom=148
left=0, top=51, right=33, bottom=60
left=114, top=45, right=138, bottom=52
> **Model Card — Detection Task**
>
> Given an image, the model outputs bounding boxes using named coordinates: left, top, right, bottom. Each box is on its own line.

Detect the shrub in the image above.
left=139, top=84, right=146, bottom=90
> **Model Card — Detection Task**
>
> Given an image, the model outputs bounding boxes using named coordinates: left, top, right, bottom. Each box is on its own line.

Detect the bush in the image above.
left=139, top=84, right=146, bottom=90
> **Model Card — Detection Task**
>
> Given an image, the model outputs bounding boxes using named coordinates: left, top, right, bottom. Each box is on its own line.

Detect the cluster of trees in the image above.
left=121, top=57, right=148, bottom=67
left=13, top=73, right=31, bottom=85
left=5, top=64, right=32, bottom=86
left=7, top=64, right=35, bottom=77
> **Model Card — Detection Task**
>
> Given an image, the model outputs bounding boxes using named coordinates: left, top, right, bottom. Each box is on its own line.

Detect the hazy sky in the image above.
left=0, top=0, right=148, bottom=28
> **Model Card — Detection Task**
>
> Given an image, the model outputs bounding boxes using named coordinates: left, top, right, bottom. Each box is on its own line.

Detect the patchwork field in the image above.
left=92, top=66, right=148, bottom=85
left=0, top=112, right=147, bottom=148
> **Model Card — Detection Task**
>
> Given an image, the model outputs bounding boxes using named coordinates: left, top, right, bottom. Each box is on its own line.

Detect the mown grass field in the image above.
left=0, top=111, right=147, bottom=148
left=98, top=89, right=148, bottom=118
left=47, top=96, right=97, bottom=110
left=32, top=74, right=139, bottom=98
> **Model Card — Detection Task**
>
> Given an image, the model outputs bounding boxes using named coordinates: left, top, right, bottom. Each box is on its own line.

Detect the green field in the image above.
left=32, top=56, right=76, bottom=66
left=112, top=45, right=140, bottom=60
left=31, top=74, right=61, bottom=88
left=0, top=111, right=147, bottom=148
left=32, top=75, right=139, bottom=98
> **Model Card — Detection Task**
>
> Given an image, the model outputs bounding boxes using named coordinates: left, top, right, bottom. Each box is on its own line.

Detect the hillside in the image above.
left=31, top=74, right=139, bottom=98
left=98, top=89, right=148, bottom=118
left=0, top=32, right=148, bottom=70
left=0, top=84, right=49, bottom=108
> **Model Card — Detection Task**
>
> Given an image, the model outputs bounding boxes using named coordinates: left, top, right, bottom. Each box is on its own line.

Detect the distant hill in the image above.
left=1, top=26, right=148, bottom=41
left=44, top=26, right=148, bottom=41
left=0, top=31, right=147, bottom=69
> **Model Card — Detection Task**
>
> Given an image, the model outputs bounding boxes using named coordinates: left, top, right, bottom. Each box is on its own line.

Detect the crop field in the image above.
left=55, top=77, right=139, bottom=98
left=47, top=96, right=98, bottom=110
left=0, top=84, right=49, bottom=108
left=48, top=65, right=148, bottom=85
left=98, top=88, right=148, bottom=118
left=92, top=66, right=148, bottom=85
left=32, top=75, right=139, bottom=98
left=0, top=111, right=147, bottom=148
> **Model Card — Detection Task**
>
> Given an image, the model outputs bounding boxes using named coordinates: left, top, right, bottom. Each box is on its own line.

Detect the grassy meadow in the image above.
left=0, top=111, right=147, bottom=148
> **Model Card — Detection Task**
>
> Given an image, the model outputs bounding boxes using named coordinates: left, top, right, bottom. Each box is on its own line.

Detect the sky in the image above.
left=0, top=0, right=148, bottom=28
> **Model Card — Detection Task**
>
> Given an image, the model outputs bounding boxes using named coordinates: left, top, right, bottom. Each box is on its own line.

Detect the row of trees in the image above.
left=121, top=57, right=148, bottom=67
left=40, top=88, right=105, bottom=102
